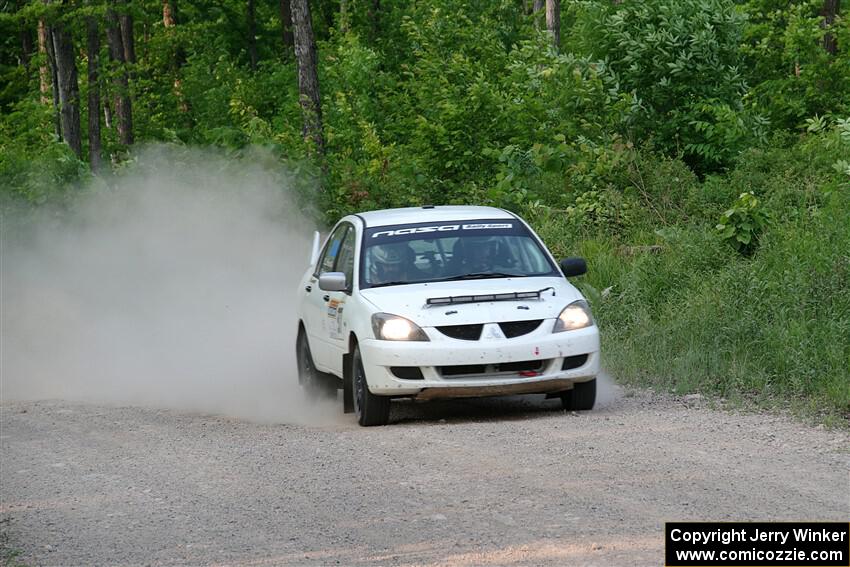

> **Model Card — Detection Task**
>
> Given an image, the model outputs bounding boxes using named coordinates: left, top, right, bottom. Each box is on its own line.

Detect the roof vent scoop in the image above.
left=422, top=204, right=435, bottom=209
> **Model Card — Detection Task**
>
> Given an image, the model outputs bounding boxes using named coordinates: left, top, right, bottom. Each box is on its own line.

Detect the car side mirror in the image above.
left=560, top=257, right=587, bottom=278
left=318, top=272, right=347, bottom=292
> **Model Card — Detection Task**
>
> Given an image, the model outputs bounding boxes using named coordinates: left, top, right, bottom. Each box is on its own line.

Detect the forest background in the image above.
left=1, top=0, right=848, bottom=422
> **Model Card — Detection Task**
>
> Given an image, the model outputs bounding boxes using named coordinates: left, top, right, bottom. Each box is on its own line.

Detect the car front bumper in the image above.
left=358, top=323, right=600, bottom=397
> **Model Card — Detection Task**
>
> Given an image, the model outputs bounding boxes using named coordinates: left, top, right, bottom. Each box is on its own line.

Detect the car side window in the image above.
left=335, top=228, right=356, bottom=289
left=316, top=224, right=348, bottom=276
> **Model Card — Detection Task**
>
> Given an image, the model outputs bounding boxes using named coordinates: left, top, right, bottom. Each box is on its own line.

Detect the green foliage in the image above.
left=0, top=8, right=34, bottom=113
left=320, top=32, right=417, bottom=216
left=2, top=0, right=849, bottom=419
left=571, top=130, right=850, bottom=417
left=320, top=7, right=632, bottom=215
left=0, top=98, right=88, bottom=208
left=829, top=117, right=850, bottom=187
left=0, top=64, right=29, bottom=114
left=565, top=188, right=634, bottom=233
left=740, top=0, right=850, bottom=131
left=604, top=190, right=850, bottom=415
left=574, top=0, right=763, bottom=173
left=715, top=191, right=771, bottom=255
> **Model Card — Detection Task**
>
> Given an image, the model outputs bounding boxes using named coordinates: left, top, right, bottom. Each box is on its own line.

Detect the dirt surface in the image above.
left=1, top=388, right=848, bottom=567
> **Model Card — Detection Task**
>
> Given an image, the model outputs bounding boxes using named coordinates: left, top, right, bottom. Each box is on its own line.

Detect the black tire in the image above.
left=352, top=345, right=390, bottom=426
left=560, top=378, right=596, bottom=411
left=296, top=329, right=338, bottom=399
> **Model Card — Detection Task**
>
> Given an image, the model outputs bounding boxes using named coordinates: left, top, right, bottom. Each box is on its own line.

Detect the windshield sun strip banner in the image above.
left=371, top=223, right=513, bottom=238
left=364, top=219, right=523, bottom=245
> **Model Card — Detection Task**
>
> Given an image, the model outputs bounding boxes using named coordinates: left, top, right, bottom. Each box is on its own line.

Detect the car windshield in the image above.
left=360, top=219, right=559, bottom=288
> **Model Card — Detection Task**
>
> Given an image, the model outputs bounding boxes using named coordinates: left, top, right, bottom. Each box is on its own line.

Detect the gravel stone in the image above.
left=1, top=389, right=848, bottom=566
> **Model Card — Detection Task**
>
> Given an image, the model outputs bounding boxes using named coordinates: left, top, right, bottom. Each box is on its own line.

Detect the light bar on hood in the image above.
left=425, top=288, right=553, bottom=307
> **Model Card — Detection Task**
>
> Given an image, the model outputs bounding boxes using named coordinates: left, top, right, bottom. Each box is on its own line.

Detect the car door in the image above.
left=302, top=223, right=350, bottom=372
left=323, top=225, right=357, bottom=376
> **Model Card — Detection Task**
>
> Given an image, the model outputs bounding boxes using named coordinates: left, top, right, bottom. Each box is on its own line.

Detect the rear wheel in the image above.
left=352, top=345, right=390, bottom=426
left=296, top=329, right=337, bottom=399
left=560, top=378, right=596, bottom=411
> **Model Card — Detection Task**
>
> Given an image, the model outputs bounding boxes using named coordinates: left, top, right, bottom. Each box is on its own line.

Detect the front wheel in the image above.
left=560, top=378, right=596, bottom=411
left=352, top=345, right=390, bottom=426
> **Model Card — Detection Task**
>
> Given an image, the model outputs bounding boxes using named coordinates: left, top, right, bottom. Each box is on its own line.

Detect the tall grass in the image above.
left=528, top=132, right=850, bottom=420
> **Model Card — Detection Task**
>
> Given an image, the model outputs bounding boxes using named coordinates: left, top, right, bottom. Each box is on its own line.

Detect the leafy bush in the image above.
left=716, top=191, right=771, bottom=255
left=321, top=10, right=632, bottom=214
left=575, top=0, right=762, bottom=173
left=740, top=0, right=850, bottom=131
left=0, top=99, right=88, bottom=208
left=570, top=129, right=850, bottom=418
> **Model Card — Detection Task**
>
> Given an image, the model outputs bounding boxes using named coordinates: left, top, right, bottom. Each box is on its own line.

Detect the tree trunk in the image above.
left=369, top=0, right=380, bottom=41
left=87, top=16, right=102, bottom=173
left=119, top=13, right=136, bottom=65
left=322, top=3, right=334, bottom=32
left=163, top=0, right=177, bottom=27
left=20, top=26, right=34, bottom=68
left=15, top=0, right=33, bottom=67
left=339, top=0, right=349, bottom=33
left=119, top=14, right=136, bottom=65
left=51, top=22, right=82, bottom=158
left=162, top=0, right=189, bottom=114
left=546, top=0, right=560, bottom=50
left=116, top=0, right=135, bottom=85
left=44, top=23, right=62, bottom=138
left=106, top=4, right=134, bottom=146
left=533, top=0, right=544, bottom=28
left=821, top=0, right=840, bottom=55
left=280, top=0, right=294, bottom=54
left=37, top=19, right=52, bottom=103
left=247, top=0, right=258, bottom=70
left=291, top=0, right=325, bottom=156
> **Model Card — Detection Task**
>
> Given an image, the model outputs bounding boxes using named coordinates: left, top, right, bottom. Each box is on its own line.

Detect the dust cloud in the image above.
left=1, top=145, right=341, bottom=424
left=594, top=371, right=622, bottom=408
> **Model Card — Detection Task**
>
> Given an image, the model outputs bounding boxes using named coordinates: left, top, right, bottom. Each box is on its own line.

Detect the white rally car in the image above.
left=295, top=206, right=600, bottom=426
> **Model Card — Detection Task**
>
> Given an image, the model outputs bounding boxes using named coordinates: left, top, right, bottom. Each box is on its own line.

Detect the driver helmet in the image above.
left=373, top=243, right=408, bottom=266
left=457, top=236, right=499, bottom=268
left=372, top=243, right=410, bottom=280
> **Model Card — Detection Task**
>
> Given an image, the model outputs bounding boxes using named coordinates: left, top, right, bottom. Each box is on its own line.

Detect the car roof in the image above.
left=353, top=206, right=516, bottom=228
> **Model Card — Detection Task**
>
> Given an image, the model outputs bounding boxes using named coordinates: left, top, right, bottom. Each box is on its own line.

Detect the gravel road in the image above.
left=2, top=387, right=848, bottom=567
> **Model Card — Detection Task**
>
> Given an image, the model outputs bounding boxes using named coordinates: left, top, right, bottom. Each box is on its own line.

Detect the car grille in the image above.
left=498, top=319, right=542, bottom=338
left=436, top=320, right=543, bottom=340
left=498, top=360, right=545, bottom=372
left=436, top=324, right=483, bottom=341
left=439, top=359, right=546, bottom=378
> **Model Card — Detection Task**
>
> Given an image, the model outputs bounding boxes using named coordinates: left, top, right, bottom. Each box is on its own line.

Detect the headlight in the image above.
left=371, top=313, right=430, bottom=341
left=553, top=300, right=594, bottom=332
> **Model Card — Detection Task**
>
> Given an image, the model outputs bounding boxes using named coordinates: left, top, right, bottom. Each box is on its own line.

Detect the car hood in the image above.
left=359, top=277, right=581, bottom=327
